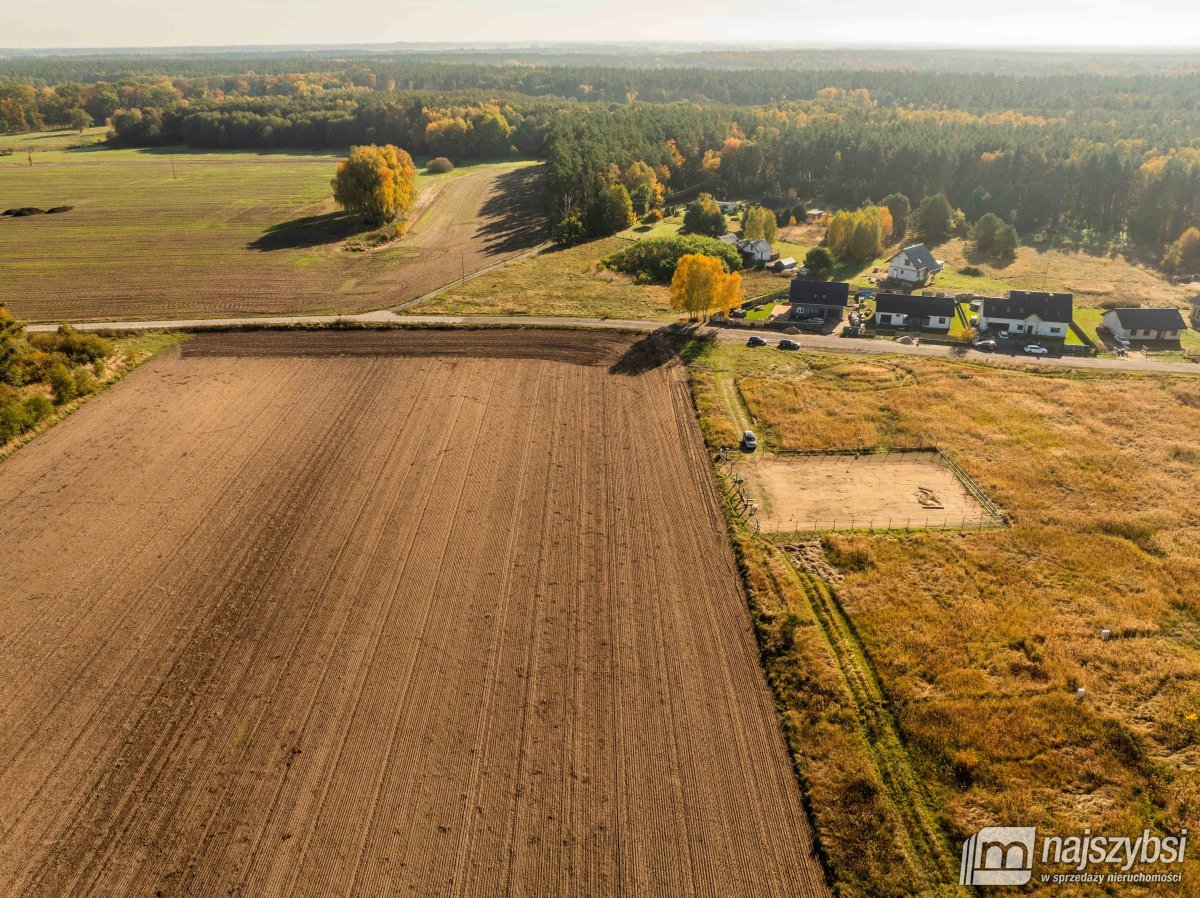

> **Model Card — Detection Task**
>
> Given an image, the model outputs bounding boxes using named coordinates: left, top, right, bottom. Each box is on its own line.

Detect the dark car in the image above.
left=778, top=339, right=800, bottom=350
left=747, top=335, right=767, bottom=347
left=973, top=339, right=997, bottom=352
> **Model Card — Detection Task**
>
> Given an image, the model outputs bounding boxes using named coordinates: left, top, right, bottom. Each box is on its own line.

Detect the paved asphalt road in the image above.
left=24, top=310, right=1200, bottom=376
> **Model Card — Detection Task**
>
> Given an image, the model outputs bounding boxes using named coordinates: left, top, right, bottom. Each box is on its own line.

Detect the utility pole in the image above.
left=170, top=157, right=177, bottom=180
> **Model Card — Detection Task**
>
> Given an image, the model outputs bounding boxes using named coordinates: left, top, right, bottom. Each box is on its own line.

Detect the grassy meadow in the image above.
left=0, top=129, right=530, bottom=322
left=687, top=338, right=1200, bottom=896
left=417, top=236, right=676, bottom=319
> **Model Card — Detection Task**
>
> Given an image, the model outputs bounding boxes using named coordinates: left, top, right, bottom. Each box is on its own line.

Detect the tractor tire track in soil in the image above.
left=0, top=328, right=830, bottom=897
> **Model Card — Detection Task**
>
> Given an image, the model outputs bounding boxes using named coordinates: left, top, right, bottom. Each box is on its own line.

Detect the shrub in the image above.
left=804, top=246, right=836, bottom=279
left=0, top=389, right=52, bottom=444
left=74, top=367, right=97, bottom=398
left=640, top=208, right=663, bottom=224
left=551, top=214, right=586, bottom=247
left=426, top=156, right=454, bottom=174
left=960, top=265, right=984, bottom=276
left=28, top=325, right=112, bottom=364
left=601, top=235, right=741, bottom=283
left=48, top=363, right=76, bottom=404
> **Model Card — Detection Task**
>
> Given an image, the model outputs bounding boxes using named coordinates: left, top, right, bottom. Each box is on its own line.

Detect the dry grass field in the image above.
left=688, top=339, right=1200, bottom=896
left=0, top=328, right=828, bottom=898
left=416, top=236, right=675, bottom=319
left=0, top=130, right=544, bottom=323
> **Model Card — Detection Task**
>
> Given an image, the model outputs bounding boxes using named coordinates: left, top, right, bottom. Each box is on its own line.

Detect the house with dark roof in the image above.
left=978, top=290, right=1073, bottom=340
left=1190, top=295, right=1200, bottom=327
left=788, top=280, right=850, bottom=320
left=1101, top=307, right=1187, bottom=342
left=887, top=243, right=944, bottom=285
left=873, top=293, right=957, bottom=331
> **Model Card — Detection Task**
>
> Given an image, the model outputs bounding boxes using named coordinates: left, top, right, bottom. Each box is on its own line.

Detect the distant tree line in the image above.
left=6, top=58, right=1200, bottom=262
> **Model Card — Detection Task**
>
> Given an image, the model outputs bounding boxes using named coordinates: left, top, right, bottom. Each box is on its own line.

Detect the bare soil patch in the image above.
left=0, top=328, right=827, bottom=897
left=746, top=451, right=990, bottom=531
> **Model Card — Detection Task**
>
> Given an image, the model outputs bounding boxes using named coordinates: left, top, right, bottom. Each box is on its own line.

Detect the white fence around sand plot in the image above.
left=746, top=449, right=1003, bottom=533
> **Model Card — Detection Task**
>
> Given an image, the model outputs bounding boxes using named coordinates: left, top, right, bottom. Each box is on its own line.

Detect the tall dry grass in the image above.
left=692, top=341, right=1200, bottom=896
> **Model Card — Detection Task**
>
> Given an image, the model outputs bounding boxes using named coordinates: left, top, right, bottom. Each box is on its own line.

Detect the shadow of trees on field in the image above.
left=609, top=323, right=700, bottom=376
left=476, top=164, right=549, bottom=256
left=249, top=212, right=363, bottom=251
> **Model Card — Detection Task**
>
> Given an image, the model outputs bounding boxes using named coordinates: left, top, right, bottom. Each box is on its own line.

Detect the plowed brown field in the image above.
left=0, top=329, right=828, bottom=898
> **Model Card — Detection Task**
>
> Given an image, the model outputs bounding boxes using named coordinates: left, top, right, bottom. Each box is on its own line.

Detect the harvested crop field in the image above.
left=0, top=141, right=543, bottom=323
left=745, top=451, right=992, bottom=532
left=0, top=328, right=828, bottom=897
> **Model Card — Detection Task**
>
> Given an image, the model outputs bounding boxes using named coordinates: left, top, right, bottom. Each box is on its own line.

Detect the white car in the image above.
left=1023, top=344, right=1049, bottom=355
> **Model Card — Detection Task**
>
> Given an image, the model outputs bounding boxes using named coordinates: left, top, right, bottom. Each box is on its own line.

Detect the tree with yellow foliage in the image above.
left=332, top=144, right=418, bottom=226
left=670, top=253, right=743, bottom=321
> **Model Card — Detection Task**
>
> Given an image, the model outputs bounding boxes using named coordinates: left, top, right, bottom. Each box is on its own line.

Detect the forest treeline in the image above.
left=6, top=57, right=1200, bottom=116
left=4, top=56, right=1200, bottom=258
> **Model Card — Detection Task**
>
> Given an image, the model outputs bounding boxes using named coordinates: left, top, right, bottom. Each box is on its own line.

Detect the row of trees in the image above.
left=104, top=94, right=551, bottom=159
left=8, top=54, right=1200, bottom=119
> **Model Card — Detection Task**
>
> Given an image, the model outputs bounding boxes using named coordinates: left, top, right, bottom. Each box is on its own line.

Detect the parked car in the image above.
left=730, top=308, right=747, bottom=319
left=1023, top=344, right=1049, bottom=355
left=1113, top=334, right=1131, bottom=348
left=998, top=329, right=1010, bottom=339
left=778, top=339, right=800, bottom=350
left=972, top=339, right=997, bottom=352
left=741, top=430, right=758, bottom=451
left=746, top=335, right=767, bottom=347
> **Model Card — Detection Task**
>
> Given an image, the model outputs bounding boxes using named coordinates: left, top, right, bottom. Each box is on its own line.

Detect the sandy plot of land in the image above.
left=0, top=329, right=827, bottom=898
left=746, top=451, right=988, bottom=531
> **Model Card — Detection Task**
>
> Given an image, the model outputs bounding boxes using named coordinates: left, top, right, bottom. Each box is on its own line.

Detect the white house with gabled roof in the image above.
left=888, top=243, right=944, bottom=286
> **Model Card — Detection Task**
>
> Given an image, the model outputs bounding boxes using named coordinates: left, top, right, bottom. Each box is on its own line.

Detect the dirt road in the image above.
left=0, top=329, right=829, bottom=897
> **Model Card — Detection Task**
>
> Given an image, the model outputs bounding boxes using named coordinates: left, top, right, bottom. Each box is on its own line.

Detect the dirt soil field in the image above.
left=0, top=328, right=828, bottom=897
left=0, top=143, right=543, bottom=322
left=745, top=451, right=989, bottom=531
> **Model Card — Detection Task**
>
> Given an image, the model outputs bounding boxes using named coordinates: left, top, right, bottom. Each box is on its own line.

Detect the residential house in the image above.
left=1190, top=296, right=1200, bottom=326
left=887, top=243, right=944, bottom=286
left=978, top=290, right=1073, bottom=340
left=738, top=238, right=778, bottom=265
left=717, top=233, right=740, bottom=246
left=1101, top=307, right=1187, bottom=342
left=805, top=208, right=826, bottom=223
left=768, top=257, right=797, bottom=273
left=788, top=280, right=850, bottom=321
left=717, top=201, right=739, bottom=215
left=873, top=293, right=957, bottom=331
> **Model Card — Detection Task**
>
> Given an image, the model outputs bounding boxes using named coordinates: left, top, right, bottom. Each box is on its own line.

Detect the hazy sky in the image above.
left=2, top=0, right=1197, bottom=50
